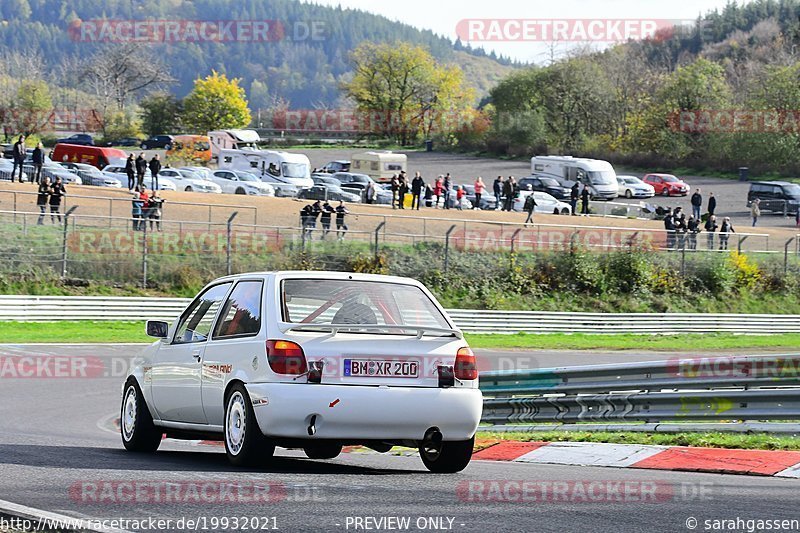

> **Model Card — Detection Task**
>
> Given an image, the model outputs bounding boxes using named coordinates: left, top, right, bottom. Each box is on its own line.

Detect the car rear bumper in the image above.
left=246, top=382, right=482, bottom=441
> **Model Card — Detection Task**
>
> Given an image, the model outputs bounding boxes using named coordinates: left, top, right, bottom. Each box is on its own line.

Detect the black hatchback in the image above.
left=518, top=176, right=571, bottom=200
left=140, top=135, right=174, bottom=150
left=747, top=181, right=800, bottom=214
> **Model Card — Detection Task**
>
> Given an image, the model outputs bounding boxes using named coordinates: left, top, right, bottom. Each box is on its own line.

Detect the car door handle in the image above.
left=192, top=349, right=202, bottom=362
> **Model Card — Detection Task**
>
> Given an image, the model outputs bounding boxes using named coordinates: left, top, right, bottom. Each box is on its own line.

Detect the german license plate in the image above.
left=344, top=359, right=419, bottom=378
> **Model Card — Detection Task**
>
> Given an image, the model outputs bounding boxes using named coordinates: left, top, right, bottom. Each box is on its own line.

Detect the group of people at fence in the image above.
left=10, top=135, right=46, bottom=184
left=663, top=205, right=734, bottom=251
left=35, top=175, right=66, bottom=225
left=130, top=187, right=165, bottom=231
left=125, top=153, right=162, bottom=191
left=299, top=199, right=351, bottom=241
left=383, top=171, right=467, bottom=210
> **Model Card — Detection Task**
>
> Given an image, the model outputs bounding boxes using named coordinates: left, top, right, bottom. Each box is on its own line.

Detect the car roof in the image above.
left=751, top=181, right=795, bottom=186
left=208, top=271, right=424, bottom=286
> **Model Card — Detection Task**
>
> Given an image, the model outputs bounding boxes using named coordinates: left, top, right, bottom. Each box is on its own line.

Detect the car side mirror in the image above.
left=146, top=320, right=169, bottom=339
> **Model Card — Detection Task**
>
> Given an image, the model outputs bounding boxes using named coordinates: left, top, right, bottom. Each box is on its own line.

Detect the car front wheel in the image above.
left=120, top=379, right=162, bottom=452
left=224, top=384, right=275, bottom=467
left=625, top=189, right=633, bottom=199
left=662, top=188, right=670, bottom=196
left=185, top=186, right=193, bottom=192
left=419, top=435, right=474, bottom=473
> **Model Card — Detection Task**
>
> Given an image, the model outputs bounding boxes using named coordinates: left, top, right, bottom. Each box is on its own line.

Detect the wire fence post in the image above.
left=737, top=235, right=749, bottom=254
left=444, top=224, right=457, bottom=271
left=510, top=228, right=522, bottom=254
left=680, top=236, right=687, bottom=277
left=226, top=211, right=239, bottom=276
left=628, top=231, right=639, bottom=252
left=785, top=237, right=796, bottom=275
left=61, top=206, right=78, bottom=278
left=142, top=220, right=148, bottom=289
left=374, top=221, right=386, bottom=259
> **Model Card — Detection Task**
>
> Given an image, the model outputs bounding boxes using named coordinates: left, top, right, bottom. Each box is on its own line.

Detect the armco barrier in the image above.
left=1, top=296, right=800, bottom=334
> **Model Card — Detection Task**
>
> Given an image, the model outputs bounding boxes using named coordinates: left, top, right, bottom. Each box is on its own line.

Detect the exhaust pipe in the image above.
left=307, top=415, right=317, bottom=436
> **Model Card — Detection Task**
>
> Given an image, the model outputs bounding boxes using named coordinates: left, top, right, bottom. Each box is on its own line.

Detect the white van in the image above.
left=209, top=130, right=260, bottom=160
left=350, top=151, right=407, bottom=183
left=531, top=156, right=618, bottom=200
left=219, top=149, right=313, bottom=189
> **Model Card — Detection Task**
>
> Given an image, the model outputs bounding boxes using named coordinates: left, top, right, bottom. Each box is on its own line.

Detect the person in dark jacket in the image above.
left=675, top=213, right=687, bottom=249
left=719, top=217, right=734, bottom=250
left=687, top=215, right=700, bottom=250
left=707, top=192, right=717, bottom=216
left=390, top=175, right=399, bottom=209
left=443, top=173, right=452, bottom=210
left=690, top=188, right=702, bottom=220
left=335, top=201, right=350, bottom=241
left=49, top=176, right=65, bottom=224
left=570, top=182, right=580, bottom=215
left=411, top=172, right=424, bottom=210
left=493, top=176, right=502, bottom=210
left=319, top=200, right=334, bottom=239
left=125, top=154, right=135, bottom=190
left=135, top=153, right=147, bottom=188
left=523, top=186, right=538, bottom=225
left=36, top=176, right=50, bottom=225
left=397, top=176, right=408, bottom=209
left=148, top=154, right=161, bottom=190
left=148, top=190, right=164, bottom=231
left=663, top=208, right=676, bottom=249
left=704, top=214, right=718, bottom=250
left=581, top=185, right=590, bottom=215
left=32, top=142, right=45, bottom=184
left=502, top=177, right=513, bottom=211
left=12, top=135, right=26, bottom=183
left=300, top=204, right=313, bottom=237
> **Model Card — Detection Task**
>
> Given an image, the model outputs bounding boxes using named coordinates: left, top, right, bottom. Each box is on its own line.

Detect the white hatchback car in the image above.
left=122, top=272, right=482, bottom=472
left=211, top=169, right=275, bottom=196
left=158, top=168, right=222, bottom=194
left=513, top=191, right=571, bottom=215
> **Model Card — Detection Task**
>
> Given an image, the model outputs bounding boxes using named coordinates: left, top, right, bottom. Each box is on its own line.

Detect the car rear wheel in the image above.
left=304, top=443, right=343, bottom=460
left=419, top=435, right=474, bottom=473
left=120, top=379, right=162, bottom=452
left=625, top=189, right=633, bottom=199
left=164, top=144, right=171, bottom=151
left=140, top=143, right=147, bottom=150
left=224, top=384, right=275, bottom=467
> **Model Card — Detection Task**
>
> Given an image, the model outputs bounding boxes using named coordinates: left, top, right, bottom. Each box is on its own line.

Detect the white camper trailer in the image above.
left=219, top=149, right=314, bottom=189
left=208, top=129, right=260, bottom=160
left=350, top=151, right=407, bottom=183
left=530, top=156, right=618, bottom=200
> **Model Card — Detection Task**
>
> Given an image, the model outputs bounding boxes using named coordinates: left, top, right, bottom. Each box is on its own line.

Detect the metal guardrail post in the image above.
left=510, top=228, right=522, bottom=254
left=570, top=230, right=580, bottom=253
left=628, top=231, right=639, bottom=251
left=374, top=221, right=386, bottom=258
left=61, top=206, right=78, bottom=278
left=737, top=235, right=749, bottom=254
left=226, top=212, right=239, bottom=276
left=680, top=236, right=687, bottom=276
left=786, top=237, right=796, bottom=274
left=444, top=224, right=457, bottom=271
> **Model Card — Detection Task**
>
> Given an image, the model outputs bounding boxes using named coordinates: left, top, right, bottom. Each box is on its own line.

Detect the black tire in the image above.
left=235, top=187, right=246, bottom=195
left=553, top=208, right=560, bottom=215
left=185, top=186, right=193, bottom=192
left=120, top=379, right=162, bottom=452
left=560, top=208, right=570, bottom=215
left=303, top=443, right=343, bottom=460
left=140, top=143, right=148, bottom=150
left=164, top=144, right=172, bottom=151
left=662, top=188, right=670, bottom=196
left=625, top=189, right=633, bottom=199
left=224, top=383, right=275, bottom=467
left=419, top=435, right=474, bottom=473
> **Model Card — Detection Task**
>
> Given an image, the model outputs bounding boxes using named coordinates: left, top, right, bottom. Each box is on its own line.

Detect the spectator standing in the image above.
left=36, top=177, right=50, bottom=225
left=49, top=176, right=65, bottom=224
left=455, top=185, right=464, bottom=210
left=502, top=177, right=514, bottom=211
left=390, top=175, right=399, bottom=209
left=300, top=204, right=313, bottom=237
left=581, top=184, right=590, bottom=215
left=139, top=188, right=151, bottom=228
left=365, top=181, right=375, bottom=204
left=125, top=154, right=135, bottom=190
left=131, top=188, right=143, bottom=231
left=148, top=191, right=164, bottom=231
left=310, top=199, right=322, bottom=234
left=411, top=172, right=424, bottom=210
left=796, top=209, right=800, bottom=228
left=707, top=192, right=717, bottom=216
left=719, top=217, right=734, bottom=250
left=12, top=135, right=25, bottom=183
left=523, top=186, right=537, bottom=225
left=675, top=213, right=687, bottom=249
left=398, top=175, right=408, bottom=209
left=320, top=200, right=334, bottom=239
left=433, top=176, right=443, bottom=208
left=704, top=214, right=718, bottom=250
left=335, top=201, right=350, bottom=241
left=135, top=152, right=147, bottom=188
left=687, top=215, right=700, bottom=250
left=570, top=182, right=580, bottom=216
left=690, top=188, right=702, bottom=220
left=664, top=208, right=676, bottom=249
left=32, top=142, right=44, bottom=184
left=493, top=176, right=502, bottom=210
left=424, top=184, right=433, bottom=207
left=474, top=177, right=485, bottom=210
left=443, top=173, right=452, bottom=209
left=148, top=154, right=161, bottom=190
left=750, top=198, right=761, bottom=227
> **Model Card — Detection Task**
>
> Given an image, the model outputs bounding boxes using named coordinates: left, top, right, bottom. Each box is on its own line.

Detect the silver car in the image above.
left=59, top=162, right=122, bottom=188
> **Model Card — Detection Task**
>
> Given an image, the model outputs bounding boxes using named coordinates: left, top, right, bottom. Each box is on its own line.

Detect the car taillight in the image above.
left=266, top=340, right=307, bottom=375
left=455, top=347, right=478, bottom=380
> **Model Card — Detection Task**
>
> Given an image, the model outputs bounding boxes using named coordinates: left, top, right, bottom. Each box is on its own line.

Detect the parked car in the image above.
left=518, top=176, right=571, bottom=200
left=140, top=135, right=174, bottom=150
left=0, top=158, right=30, bottom=181
left=59, top=162, right=121, bottom=188
left=158, top=168, right=221, bottom=193
left=180, top=166, right=213, bottom=181
left=298, top=185, right=361, bottom=203
left=56, top=133, right=94, bottom=146
left=122, top=271, right=482, bottom=472
left=317, top=160, right=350, bottom=174
left=110, top=137, right=143, bottom=147
left=642, top=174, right=690, bottom=197
left=617, top=175, right=655, bottom=199
left=331, top=172, right=392, bottom=204
left=256, top=174, right=300, bottom=197
left=37, top=163, right=82, bottom=185
left=513, top=191, right=571, bottom=214
left=747, top=181, right=800, bottom=214
left=210, top=169, right=275, bottom=196
left=312, top=174, right=362, bottom=202
left=101, top=165, right=176, bottom=191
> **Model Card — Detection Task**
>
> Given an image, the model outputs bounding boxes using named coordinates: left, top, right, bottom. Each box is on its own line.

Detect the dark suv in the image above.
left=747, top=181, right=800, bottom=214
left=518, top=176, right=571, bottom=200
left=140, top=135, right=174, bottom=150
left=56, top=133, right=94, bottom=146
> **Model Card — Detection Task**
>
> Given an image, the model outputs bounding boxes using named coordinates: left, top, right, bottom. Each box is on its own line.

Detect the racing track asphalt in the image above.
left=0, top=344, right=797, bottom=532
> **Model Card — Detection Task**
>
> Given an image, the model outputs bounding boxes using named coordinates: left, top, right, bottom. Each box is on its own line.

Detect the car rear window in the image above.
left=281, top=279, right=450, bottom=331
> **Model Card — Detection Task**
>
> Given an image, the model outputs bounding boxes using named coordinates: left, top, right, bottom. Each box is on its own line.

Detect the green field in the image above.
left=0, top=321, right=799, bottom=351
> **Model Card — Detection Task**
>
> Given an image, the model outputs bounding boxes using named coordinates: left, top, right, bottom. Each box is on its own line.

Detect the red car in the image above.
left=642, top=173, right=690, bottom=196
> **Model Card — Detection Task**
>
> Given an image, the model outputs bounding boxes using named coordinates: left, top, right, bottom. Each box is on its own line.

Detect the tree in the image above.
left=181, top=71, right=252, bottom=133
left=139, top=92, right=183, bottom=136
left=11, top=80, right=53, bottom=136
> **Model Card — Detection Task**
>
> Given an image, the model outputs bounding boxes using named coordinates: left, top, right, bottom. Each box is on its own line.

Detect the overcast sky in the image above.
left=309, top=0, right=743, bottom=63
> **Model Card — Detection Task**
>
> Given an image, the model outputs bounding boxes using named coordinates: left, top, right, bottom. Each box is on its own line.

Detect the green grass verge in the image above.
left=476, top=430, right=800, bottom=450
left=1, top=321, right=800, bottom=351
